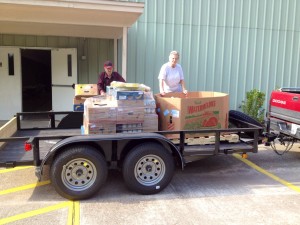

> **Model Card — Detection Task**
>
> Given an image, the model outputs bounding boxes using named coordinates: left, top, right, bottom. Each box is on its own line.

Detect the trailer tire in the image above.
left=50, top=145, right=107, bottom=200
left=229, top=110, right=263, bottom=137
left=229, top=110, right=262, bottom=126
left=122, top=143, right=175, bottom=195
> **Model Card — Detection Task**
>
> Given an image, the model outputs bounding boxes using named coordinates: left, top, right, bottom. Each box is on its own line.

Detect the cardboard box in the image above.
left=155, top=91, right=229, bottom=138
left=83, top=95, right=109, bottom=106
left=143, top=114, right=158, bottom=132
left=75, top=84, right=98, bottom=97
left=84, top=104, right=117, bottom=123
left=113, top=90, right=144, bottom=100
left=73, top=97, right=86, bottom=112
left=73, top=97, right=86, bottom=105
left=84, top=97, right=117, bottom=124
left=116, top=106, right=144, bottom=123
left=84, top=121, right=116, bottom=134
left=116, top=123, right=143, bottom=133
left=74, top=104, right=84, bottom=111
left=117, top=100, right=144, bottom=107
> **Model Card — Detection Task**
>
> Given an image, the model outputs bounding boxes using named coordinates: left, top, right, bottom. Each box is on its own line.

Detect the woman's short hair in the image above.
left=169, top=50, right=179, bottom=58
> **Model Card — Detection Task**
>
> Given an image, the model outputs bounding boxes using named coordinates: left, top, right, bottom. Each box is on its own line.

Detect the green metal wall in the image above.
left=127, top=0, right=300, bottom=110
left=2, top=0, right=300, bottom=112
left=0, top=34, right=114, bottom=84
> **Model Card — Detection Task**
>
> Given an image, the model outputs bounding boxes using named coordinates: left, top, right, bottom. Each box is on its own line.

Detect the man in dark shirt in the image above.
left=97, top=61, right=125, bottom=95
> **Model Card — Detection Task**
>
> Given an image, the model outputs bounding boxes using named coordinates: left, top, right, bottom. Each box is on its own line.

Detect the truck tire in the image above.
left=122, top=143, right=175, bottom=195
left=50, top=145, right=107, bottom=200
left=229, top=110, right=263, bottom=137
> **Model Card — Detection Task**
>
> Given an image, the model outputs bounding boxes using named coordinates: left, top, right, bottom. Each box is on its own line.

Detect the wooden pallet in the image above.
left=170, top=134, right=239, bottom=145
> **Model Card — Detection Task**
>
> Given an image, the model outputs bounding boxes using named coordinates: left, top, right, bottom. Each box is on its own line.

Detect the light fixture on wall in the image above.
left=81, top=37, right=87, bottom=60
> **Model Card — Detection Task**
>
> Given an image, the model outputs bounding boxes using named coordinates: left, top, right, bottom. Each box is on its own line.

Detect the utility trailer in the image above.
left=0, top=111, right=263, bottom=200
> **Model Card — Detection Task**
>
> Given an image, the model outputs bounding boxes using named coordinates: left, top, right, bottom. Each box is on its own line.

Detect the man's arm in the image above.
left=97, top=72, right=105, bottom=95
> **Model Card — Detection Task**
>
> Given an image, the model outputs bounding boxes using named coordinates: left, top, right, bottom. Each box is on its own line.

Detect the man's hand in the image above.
left=183, top=89, right=188, bottom=95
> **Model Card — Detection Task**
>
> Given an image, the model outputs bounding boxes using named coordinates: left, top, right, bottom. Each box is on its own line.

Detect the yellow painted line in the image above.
left=68, top=201, right=80, bottom=225
left=0, top=201, right=71, bottom=224
left=74, top=201, right=80, bottom=225
left=0, top=180, right=50, bottom=195
left=0, top=166, right=34, bottom=174
left=233, top=153, right=300, bottom=193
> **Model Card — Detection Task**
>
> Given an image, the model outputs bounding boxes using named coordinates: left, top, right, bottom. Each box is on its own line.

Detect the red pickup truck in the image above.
left=267, top=88, right=300, bottom=136
left=265, top=87, right=300, bottom=152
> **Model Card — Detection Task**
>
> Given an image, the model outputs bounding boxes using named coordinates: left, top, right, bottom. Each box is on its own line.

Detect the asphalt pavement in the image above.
left=1, top=143, right=300, bottom=225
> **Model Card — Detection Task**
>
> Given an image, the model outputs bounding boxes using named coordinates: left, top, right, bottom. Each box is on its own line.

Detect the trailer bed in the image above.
left=0, top=128, right=81, bottom=164
left=0, top=111, right=263, bottom=168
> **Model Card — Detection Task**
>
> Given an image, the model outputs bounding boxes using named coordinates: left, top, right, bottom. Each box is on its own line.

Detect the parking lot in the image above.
left=1, top=143, right=300, bottom=225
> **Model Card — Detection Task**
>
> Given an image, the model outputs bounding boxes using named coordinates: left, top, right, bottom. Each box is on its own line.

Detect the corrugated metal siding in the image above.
left=0, top=34, right=114, bottom=84
left=127, top=0, right=300, bottom=110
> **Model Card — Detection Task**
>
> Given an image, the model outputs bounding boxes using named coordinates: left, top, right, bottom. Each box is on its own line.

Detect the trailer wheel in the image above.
left=50, top=145, right=107, bottom=200
left=122, top=143, right=175, bottom=195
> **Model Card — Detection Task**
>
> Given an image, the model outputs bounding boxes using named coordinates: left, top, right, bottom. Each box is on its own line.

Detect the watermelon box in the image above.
left=154, top=91, right=229, bottom=138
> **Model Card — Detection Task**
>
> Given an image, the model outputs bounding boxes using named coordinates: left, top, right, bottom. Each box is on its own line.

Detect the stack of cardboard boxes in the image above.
left=77, top=84, right=230, bottom=139
left=73, top=84, right=98, bottom=111
left=114, top=90, right=145, bottom=133
left=83, top=85, right=158, bottom=135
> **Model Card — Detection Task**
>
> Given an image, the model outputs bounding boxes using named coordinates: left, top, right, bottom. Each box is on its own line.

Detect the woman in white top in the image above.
left=158, top=50, right=188, bottom=96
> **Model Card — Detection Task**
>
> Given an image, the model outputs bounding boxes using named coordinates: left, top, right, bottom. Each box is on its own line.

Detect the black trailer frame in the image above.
left=0, top=111, right=263, bottom=200
left=1, top=111, right=262, bottom=168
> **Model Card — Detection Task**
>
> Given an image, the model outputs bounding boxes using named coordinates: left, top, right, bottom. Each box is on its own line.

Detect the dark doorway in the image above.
left=21, top=49, right=52, bottom=113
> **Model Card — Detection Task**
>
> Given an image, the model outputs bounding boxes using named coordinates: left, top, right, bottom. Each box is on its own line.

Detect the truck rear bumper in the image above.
left=269, top=116, right=300, bottom=139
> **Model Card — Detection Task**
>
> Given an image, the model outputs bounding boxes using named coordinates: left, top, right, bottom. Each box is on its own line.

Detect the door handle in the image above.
left=52, top=84, right=75, bottom=89
left=292, top=96, right=299, bottom=101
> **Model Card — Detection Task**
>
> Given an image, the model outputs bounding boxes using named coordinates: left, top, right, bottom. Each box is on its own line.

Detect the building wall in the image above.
left=1, top=0, right=300, bottom=112
left=127, top=0, right=300, bottom=110
left=0, top=34, right=114, bottom=84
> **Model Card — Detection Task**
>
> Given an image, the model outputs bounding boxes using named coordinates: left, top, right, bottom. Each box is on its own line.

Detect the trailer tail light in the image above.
left=24, top=142, right=32, bottom=152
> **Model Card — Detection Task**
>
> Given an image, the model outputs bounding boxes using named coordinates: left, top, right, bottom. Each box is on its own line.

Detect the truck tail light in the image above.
left=24, top=142, right=32, bottom=151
